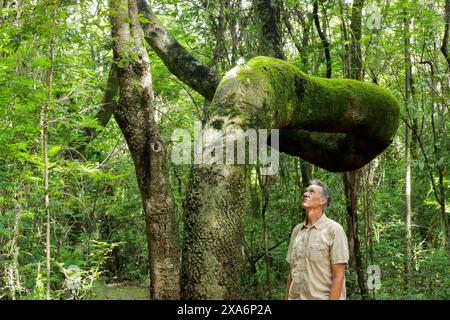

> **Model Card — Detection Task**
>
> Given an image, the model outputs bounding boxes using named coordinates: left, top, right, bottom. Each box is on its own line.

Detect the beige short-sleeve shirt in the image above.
left=286, top=214, right=349, bottom=300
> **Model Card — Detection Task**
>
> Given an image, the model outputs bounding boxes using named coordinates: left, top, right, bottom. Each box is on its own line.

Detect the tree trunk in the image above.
left=349, top=0, right=364, bottom=80
left=253, top=0, right=285, bottom=59
left=441, top=0, right=450, bottom=69
left=110, top=0, right=180, bottom=299
left=313, top=0, right=332, bottom=78
left=403, top=5, right=414, bottom=284
left=343, top=171, right=368, bottom=299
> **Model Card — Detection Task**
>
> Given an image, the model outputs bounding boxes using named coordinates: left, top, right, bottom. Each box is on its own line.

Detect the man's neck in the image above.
left=306, top=208, right=324, bottom=227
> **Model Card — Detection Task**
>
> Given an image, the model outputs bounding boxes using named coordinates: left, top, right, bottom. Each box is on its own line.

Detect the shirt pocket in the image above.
left=308, top=243, right=329, bottom=262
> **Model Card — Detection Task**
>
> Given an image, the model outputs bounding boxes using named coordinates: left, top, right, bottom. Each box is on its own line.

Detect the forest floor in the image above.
left=89, top=281, right=149, bottom=300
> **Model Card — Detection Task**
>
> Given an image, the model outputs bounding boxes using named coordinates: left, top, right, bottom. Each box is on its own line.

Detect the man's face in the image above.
left=302, top=184, right=327, bottom=210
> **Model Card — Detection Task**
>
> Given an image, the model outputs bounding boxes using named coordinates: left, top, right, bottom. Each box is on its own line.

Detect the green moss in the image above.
left=214, top=56, right=399, bottom=139
left=210, top=56, right=400, bottom=172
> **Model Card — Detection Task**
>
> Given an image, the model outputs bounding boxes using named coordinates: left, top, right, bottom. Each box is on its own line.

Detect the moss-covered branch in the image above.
left=212, top=56, right=400, bottom=172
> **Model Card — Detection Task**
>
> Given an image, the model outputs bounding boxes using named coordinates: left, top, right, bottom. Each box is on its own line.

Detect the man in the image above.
left=285, top=179, right=349, bottom=300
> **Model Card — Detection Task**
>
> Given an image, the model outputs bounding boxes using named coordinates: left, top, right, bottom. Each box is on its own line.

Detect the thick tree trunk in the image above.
left=42, top=36, right=55, bottom=301
left=343, top=0, right=367, bottom=300
left=349, top=0, right=364, bottom=80
left=441, top=0, right=450, bottom=69
left=83, top=64, right=118, bottom=142
left=110, top=0, right=180, bottom=299
left=182, top=164, right=246, bottom=299
left=7, top=191, right=22, bottom=299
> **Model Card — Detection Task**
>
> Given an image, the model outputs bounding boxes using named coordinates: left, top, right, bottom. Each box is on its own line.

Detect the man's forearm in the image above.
left=285, top=272, right=292, bottom=300
left=329, top=275, right=344, bottom=300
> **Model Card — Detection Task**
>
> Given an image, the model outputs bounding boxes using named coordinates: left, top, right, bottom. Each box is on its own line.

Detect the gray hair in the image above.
left=310, top=179, right=331, bottom=210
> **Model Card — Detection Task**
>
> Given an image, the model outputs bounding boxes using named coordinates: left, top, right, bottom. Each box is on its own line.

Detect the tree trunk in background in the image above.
left=313, top=0, right=332, bottom=78
left=83, top=64, right=118, bottom=143
left=257, top=170, right=272, bottom=298
left=343, top=171, right=368, bottom=299
left=201, top=0, right=225, bottom=126
left=343, top=0, right=368, bottom=300
left=43, top=35, right=55, bottom=301
left=361, top=163, right=375, bottom=268
left=110, top=0, right=180, bottom=299
left=182, top=164, right=247, bottom=299
left=403, top=5, right=413, bottom=285
left=300, top=161, right=313, bottom=190
left=349, top=0, right=364, bottom=80
left=253, top=0, right=285, bottom=59
left=282, top=3, right=313, bottom=190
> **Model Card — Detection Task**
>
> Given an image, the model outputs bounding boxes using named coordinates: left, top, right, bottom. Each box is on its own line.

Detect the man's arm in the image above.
left=329, top=263, right=346, bottom=300
left=285, top=272, right=292, bottom=300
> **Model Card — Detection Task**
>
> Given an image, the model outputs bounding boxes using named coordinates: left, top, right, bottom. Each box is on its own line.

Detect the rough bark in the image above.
left=403, top=6, right=413, bottom=281
left=182, top=164, right=246, bottom=299
left=182, top=1, right=286, bottom=298
left=282, top=3, right=303, bottom=54
left=138, top=0, right=221, bottom=101
left=201, top=0, right=225, bottom=125
left=43, top=36, right=55, bottom=301
left=7, top=191, right=22, bottom=299
left=110, top=0, right=180, bottom=299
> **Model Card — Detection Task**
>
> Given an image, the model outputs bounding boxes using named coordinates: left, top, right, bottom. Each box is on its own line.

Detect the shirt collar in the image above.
left=300, top=213, right=328, bottom=230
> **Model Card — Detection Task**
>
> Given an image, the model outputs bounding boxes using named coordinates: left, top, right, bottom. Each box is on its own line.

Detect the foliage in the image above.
left=0, top=0, right=448, bottom=300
